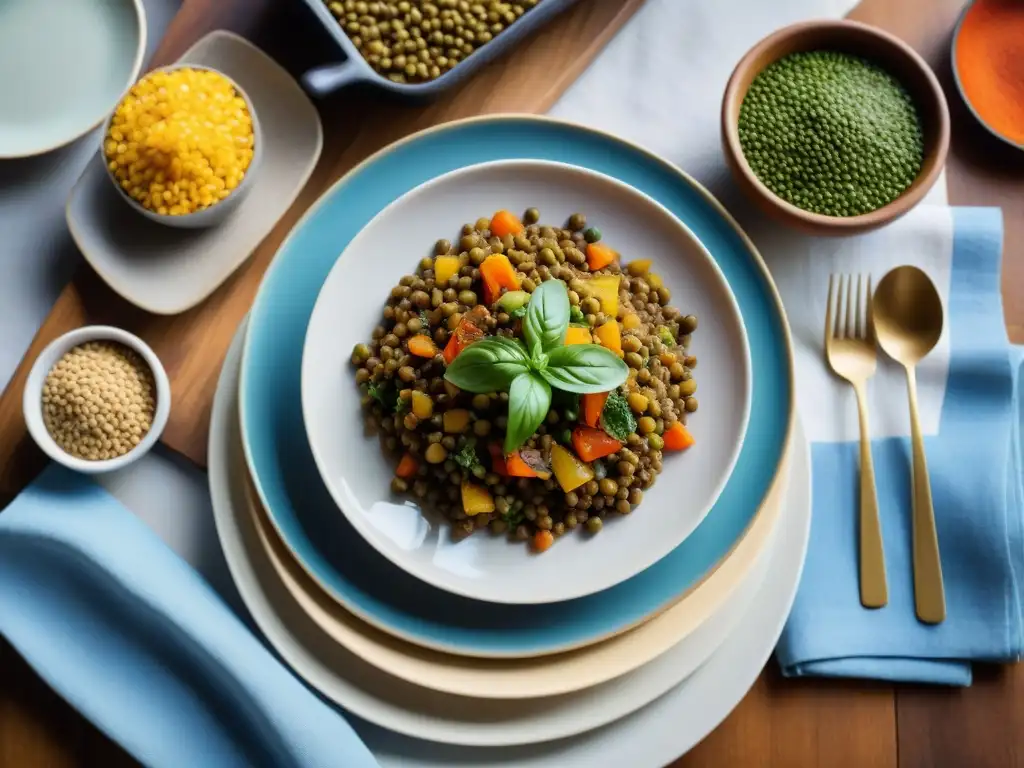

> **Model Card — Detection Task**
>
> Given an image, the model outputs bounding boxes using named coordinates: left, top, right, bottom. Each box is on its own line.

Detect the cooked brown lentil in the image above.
left=42, top=341, right=156, bottom=461
left=325, top=0, right=539, bottom=85
left=351, top=208, right=698, bottom=548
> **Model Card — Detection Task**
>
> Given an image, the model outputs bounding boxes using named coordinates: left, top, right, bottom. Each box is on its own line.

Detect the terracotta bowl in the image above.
left=721, top=20, right=950, bottom=236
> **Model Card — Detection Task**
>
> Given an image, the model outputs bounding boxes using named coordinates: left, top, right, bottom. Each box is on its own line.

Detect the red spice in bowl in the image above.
left=953, top=0, right=1024, bottom=148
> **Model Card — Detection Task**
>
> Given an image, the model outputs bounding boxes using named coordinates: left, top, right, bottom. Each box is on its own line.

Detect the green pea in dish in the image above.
left=738, top=50, right=924, bottom=217
left=350, top=209, right=698, bottom=553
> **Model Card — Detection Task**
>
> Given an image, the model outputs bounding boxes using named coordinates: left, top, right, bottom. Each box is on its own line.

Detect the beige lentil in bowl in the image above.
left=23, top=326, right=171, bottom=473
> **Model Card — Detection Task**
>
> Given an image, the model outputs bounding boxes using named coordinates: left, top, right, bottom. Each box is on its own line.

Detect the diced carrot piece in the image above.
left=564, top=326, right=593, bottom=345
left=586, top=242, right=618, bottom=271
left=533, top=530, right=554, bottom=553
left=408, top=334, right=438, bottom=358
left=442, top=309, right=488, bottom=364
left=594, top=321, right=622, bottom=356
left=663, top=422, right=696, bottom=451
left=581, top=391, right=609, bottom=428
left=505, top=451, right=539, bottom=478
left=480, top=254, right=521, bottom=306
left=572, top=425, right=623, bottom=462
left=489, top=209, right=524, bottom=238
left=396, top=453, right=419, bottom=479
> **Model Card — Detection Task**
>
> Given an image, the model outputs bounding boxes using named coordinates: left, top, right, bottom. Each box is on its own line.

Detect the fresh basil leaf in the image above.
left=504, top=372, right=551, bottom=454
left=444, top=336, right=530, bottom=393
left=540, top=344, right=629, bottom=394
left=523, top=279, right=569, bottom=354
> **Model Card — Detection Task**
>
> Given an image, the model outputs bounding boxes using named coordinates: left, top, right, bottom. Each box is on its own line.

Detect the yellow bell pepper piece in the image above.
left=434, top=255, right=460, bottom=286
left=564, top=326, right=593, bottom=345
left=411, top=391, right=433, bottom=419
left=550, top=444, right=594, bottom=493
left=443, top=409, right=471, bottom=433
left=646, top=272, right=664, bottom=290
left=594, top=320, right=623, bottom=356
left=621, top=313, right=642, bottom=330
left=587, top=275, right=620, bottom=317
left=627, top=259, right=653, bottom=276
left=461, top=480, right=495, bottom=516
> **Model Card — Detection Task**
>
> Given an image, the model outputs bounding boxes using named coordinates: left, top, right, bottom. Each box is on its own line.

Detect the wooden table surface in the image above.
left=2, top=0, right=1023, bottom=766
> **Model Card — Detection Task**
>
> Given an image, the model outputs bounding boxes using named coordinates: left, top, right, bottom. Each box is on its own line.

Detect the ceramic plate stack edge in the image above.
left=217, top=115, right=798, bottom=762
left=210, top=318, right=812, bottom=762
left=237, top=116, right=794, bottom=661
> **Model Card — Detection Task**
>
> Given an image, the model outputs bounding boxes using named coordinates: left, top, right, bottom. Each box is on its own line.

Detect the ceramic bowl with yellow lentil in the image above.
left=301, top=160, right=751, bottom=604
left=101, top=65, right=261, bottom=229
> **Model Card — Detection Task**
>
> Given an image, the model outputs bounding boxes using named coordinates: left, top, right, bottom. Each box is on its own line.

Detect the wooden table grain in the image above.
left=2, top=0, right=1022, bottom=766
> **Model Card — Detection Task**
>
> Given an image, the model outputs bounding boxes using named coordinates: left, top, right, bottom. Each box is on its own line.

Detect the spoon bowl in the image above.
left=873, top=266, right=943, bottom=365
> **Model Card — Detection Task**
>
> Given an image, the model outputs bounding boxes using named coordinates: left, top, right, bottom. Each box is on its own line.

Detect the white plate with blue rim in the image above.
left=239, top=115, right=794, bottom=657
left=300, top=160, right=752, bottom=605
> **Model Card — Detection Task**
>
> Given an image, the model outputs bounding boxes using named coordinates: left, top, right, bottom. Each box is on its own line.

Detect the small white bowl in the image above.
left=23, top=326, right=171, bottom=474
left=101, top=64, right=263, bottom=229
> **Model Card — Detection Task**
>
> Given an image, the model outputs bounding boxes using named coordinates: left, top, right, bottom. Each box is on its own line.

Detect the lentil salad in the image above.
left=350, top=209, right=699, bottom=552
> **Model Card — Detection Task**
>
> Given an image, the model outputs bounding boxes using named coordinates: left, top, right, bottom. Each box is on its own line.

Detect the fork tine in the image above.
left=855, top=274, right=865, bottom=339
left=845, top=273, right=857, bottom=342
left=835, top=273, right=848, bottom=339
left=866, top=273, right=876, bottom=342
left=826, top=274, right=837, bottom=347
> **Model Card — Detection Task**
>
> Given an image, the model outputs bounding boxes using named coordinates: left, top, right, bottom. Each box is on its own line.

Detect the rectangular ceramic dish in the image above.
left=297, top=0, right=582, bottom=98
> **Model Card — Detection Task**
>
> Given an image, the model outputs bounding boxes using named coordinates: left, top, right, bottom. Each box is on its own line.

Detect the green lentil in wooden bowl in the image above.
left=722, top=20, right=949, bottom=235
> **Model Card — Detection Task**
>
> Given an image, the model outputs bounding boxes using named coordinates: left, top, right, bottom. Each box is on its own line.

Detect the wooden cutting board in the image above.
left=0, top=0, right=644, bottom=499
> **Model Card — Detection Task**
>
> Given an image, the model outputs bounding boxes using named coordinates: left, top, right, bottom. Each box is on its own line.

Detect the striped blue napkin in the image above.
left=777, top=208, right=1024, bottom=685
left=0, top=465, right=379, bottom=768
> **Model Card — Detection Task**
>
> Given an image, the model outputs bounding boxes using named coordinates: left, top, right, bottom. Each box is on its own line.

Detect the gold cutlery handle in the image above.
left=905, top=366, right=946, bottom=624
left=854, top=384, right=887, bottom=609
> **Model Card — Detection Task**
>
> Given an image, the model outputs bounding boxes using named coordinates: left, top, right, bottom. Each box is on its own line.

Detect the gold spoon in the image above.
left=873, top=266, right=945, bottom=624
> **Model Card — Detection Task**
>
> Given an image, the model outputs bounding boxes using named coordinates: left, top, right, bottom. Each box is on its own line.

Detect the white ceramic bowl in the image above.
left=23, top=326, right=171, bottom=474
left=301, top=160, right=752, bottom=604
left=101, top=64, right=263, bottom=229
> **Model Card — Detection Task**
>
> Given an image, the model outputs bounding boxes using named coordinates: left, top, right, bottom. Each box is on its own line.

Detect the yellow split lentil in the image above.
left=104, top=67, right=255, bottom=217
left=42, top=342, right=157, bottom=461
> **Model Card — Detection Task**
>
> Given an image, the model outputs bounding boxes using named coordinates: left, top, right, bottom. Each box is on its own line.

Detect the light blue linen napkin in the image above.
left=777, top=208, right=1024, bottom=685
left=0, top=464, right=379, bottom=768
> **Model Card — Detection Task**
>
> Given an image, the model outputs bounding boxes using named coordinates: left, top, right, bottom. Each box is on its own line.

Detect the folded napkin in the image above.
left=776, top=208, right=1024, bottom=685
left=0, top=464, right=379, bottom=768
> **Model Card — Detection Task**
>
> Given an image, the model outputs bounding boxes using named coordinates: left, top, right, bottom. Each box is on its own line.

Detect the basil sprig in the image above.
left=444, top=280, right=628, bottom=454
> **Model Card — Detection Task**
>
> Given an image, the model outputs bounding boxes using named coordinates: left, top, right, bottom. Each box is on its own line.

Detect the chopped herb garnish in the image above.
left=502, top=507, right=525, bottom=528
left=600, top=390, right=637, bottom=442
left=418, top=309, right=431, bottom=331
left=569, top=305, right=586, bottom=324
left=394, top=396, right=410, bottom=414
left=657, top=325, right=676, bottom=346
left=509, top=305, right=528, bottom=320
left=367, top=380, right=396, bottom=409
left=454, top=441, right=481, bottom=471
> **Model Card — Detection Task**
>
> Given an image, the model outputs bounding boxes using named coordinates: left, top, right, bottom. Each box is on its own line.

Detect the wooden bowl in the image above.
left=721, top=20, right=950, bottom=236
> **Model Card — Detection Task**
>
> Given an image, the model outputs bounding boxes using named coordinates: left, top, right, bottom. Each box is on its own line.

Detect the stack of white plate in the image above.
left=207, top=115, right=805, bottom=766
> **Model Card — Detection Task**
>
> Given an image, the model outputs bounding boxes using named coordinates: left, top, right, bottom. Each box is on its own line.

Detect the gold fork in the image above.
left=825, top=274, right=888, bottom=609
